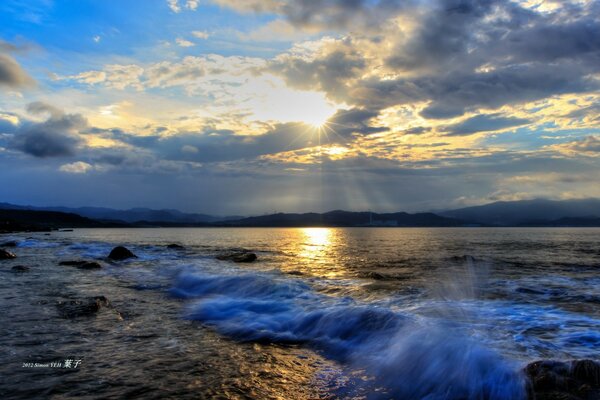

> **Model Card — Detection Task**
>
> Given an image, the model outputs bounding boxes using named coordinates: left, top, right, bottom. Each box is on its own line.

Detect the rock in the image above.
left=216, top=252, right=257, bottom=263
left=167, top=244, right=185, bottom=249
left=59, top=260, right=102, bottom=269
left=0, top=241, right=18, bottom=247
left=11, top=265, right=30, bottom=272
left=108, top=246, right=137, bottom=260
left=56, top=296, right=111, bottom=318
left=78, top=261, right=102, bottom=270
left=59, top=260, right=88, bottom=266
left=525, top=359, right=600, bottom=400
left=0, top=249, right=16, bottom=260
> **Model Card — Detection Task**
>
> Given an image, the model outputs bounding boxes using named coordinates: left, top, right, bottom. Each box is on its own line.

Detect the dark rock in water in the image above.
left=0, top=249, right=16, bottom=260
left=1, top=241, right=18, bottom=247
left=108, top=246, right=137, bottom=260
left=167, top=244, right=185, bottom=249
left=11, top=265, right=30, bottom=272
left=59, top=260, right=88, bottom=266
left=79, top=262, right=102, bottom=270
left=59, top=260, right=102, bottom=269
left=56, top=296, right=111, bottom=318
left=525, top=359, right=600, bottom=400
left=216, top=252, right=257, bottom=263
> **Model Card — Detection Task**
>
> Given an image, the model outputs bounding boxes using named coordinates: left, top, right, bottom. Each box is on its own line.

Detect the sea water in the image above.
left=1, top=227, right=599, bottom=399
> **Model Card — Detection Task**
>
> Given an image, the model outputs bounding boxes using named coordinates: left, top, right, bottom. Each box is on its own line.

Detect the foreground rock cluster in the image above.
left=525, top=359, right=600, bottom=400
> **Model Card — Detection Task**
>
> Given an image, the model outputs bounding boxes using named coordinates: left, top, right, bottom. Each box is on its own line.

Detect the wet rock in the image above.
left=11, top=265, right=30, bottom=272
left=79, top=262, right=102, bottom=270
left=56, top=296, right=111, bottom=318
left=108, top=246, right=137, bottom=260
left=167, top=244, right=185, bottom=249
left=59, top=260, right=88, bottom=266
left=525, top=359, right=600, bottom=400
left=0, top=241, right=18, bottom=247
left=59, top=260, right=102, bottom=270
left=0, top=249, right=16, bottom=260
left=216, top=252, right=257, bottom=263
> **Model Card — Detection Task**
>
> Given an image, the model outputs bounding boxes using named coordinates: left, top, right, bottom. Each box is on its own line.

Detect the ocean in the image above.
left=1, top=227, right=599, bottom=399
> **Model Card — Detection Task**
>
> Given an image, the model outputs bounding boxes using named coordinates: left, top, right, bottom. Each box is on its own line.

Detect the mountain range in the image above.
left=2, top=198, right=600, bottom=230
left=439, top=198, right=600, bottom=226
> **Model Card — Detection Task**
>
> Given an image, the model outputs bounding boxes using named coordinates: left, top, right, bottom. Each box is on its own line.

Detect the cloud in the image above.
left=0, top=49, right=35, bottom=88
left=167, top=0, right=200, bottom=13
left=64, top=55, right=263, bottom=91
left=59, top=161, right=94, bottom=174
left=264, top=0, right=600, bottom=120
left=326, top=108, right=388, bottom=137
left=192, top=30, right=210, bottom=39
left=441, top=113, right=532, bottom=136
left=555, top=136, right=600, bottom=154
left=167, top=0, right=181, bottom=13
left=176, top=37, right=195, bottom=47
left=10, top=102, right=87, bottom=158
left=211, top=0, right=409, bottom=31
left=269, top=38, right=367, bottom=101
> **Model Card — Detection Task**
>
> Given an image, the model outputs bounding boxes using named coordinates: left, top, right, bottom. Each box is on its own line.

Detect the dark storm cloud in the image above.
left=108, top=122, right=338, bottom=163
left=10, top=102, right=87, bottom=158
left=270, top=44, right=366, bottom=101
left=0, top=39, right=35, bottom=88
left=0, top=53, right=35, bottom=88
left=385, top=0, right=505, bottom=72
left=326, top=108, right=388, bottom=137
left=280, top=0, right=411, bottom=31
left=441, top=113, right=532, bottom=136
left=267, top=0, right=600, bottom=120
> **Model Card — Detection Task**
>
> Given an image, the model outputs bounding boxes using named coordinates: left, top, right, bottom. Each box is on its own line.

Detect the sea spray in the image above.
left=171, top=269, right=527, bottom=399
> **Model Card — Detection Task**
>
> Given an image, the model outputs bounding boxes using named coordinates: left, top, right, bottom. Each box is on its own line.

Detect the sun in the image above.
left=246, top=74, right=337, bottom=126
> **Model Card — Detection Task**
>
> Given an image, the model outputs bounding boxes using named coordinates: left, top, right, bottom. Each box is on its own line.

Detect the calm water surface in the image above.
left=1, top=228, right=599, bottom=399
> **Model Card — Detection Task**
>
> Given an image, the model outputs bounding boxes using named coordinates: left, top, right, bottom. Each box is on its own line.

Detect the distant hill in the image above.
left=0, top=209, right=117, bottom=232
left=441, top=199, right=600, bottom=226
left=3, top=198, right=600, bottom=229
left=0, top=203, right=238, bottom=224
left=219, top=210, right=467, bottom=227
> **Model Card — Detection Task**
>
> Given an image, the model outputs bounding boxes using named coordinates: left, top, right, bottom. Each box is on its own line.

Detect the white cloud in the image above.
left=59, top=161, right=94, bottom=174
left=192, top=30, right=210, bottom=39
left=167, top=0, right=199, bottom=12
left=167, top=0, right=180, bottom=13
left=186, top=0, right=199, bottom=10
left=176, top=37, right=195, bottom=47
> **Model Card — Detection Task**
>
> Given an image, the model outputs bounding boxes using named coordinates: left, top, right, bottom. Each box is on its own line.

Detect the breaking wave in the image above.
left=171, top=271, right=527, bottom=399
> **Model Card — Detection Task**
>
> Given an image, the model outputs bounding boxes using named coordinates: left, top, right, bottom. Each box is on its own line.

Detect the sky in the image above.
left=1, top=0, right=599, bottom=215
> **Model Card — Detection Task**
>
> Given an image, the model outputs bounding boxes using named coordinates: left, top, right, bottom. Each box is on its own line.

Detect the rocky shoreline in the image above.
left=1, top=239, right=599, bottom=399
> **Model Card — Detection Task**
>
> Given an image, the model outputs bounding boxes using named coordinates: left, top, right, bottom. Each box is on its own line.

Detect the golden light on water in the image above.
left=302, top=227, right=332, bottom=248
left=296, top=228, right=344, bottom=278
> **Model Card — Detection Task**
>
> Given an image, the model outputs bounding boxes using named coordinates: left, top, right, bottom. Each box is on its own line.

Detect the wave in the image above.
left=171, top=271, right=526, bottom=399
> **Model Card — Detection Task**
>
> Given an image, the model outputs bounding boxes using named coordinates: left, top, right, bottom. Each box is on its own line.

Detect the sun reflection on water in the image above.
left=302, top=227, right=332, bottom=248
left=297, top=228, right=342, bottom=278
